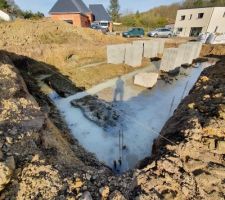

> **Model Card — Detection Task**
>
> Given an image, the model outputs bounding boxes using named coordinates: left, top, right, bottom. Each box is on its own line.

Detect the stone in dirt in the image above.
left=160, top=48, right=183, bottom=72
left=134, top=72, right=159, bottom=88
left=99, top=186, right=110, bottom=199
left=109, top=190, right=126, bottom=200
left=107, top=44, right=128, bottom=64
left=125, top=44, right=143, bottom=67
left=79, top=191, right=93, bottom=200
left=71, top=95, right=120, bottom=129
left=0, top=162, right=13, bottom=192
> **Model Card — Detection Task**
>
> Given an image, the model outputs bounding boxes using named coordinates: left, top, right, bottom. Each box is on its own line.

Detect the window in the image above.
left=189, top=14, right=192, bottom=20
left=64, top=20, right=73, bottom=25
left=181, top=15, right=185, bottom=20
left=177, top=28, right=183, bottom=32
left=198, top=13, right=204, bottom=19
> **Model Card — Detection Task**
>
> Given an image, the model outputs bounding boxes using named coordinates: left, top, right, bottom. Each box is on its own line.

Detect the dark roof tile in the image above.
left=89, top=4, right=111, bottom=21
left=49, top=0, right=90, bottom=14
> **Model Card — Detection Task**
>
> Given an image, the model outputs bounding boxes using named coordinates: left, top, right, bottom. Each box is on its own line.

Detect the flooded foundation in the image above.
left=47, top=61, right=214, bottom=172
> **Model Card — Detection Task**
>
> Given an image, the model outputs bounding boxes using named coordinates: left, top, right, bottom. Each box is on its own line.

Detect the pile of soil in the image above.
left=133, top=58, right=225, bottom=199
left=0, top=53, right=133, bottom=200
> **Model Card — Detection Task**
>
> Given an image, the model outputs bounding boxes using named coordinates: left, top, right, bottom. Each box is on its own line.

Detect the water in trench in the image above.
left=47, top=62, right=213, bottom=172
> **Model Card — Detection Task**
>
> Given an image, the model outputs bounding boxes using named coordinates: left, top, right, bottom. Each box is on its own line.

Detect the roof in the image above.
left=49, top=0, right=90, bottom=14
left=89, top=4, right=111, bottom=21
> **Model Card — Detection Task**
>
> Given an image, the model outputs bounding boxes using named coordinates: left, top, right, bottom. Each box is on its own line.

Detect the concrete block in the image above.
left=132, top=41, right=145, bottom=56
left=107, top=44, right=128, bottom=64
left=143, top=41, right=158, bottom=58
left=188, top=42, right=202, bottom=59
left=160, top=48, right=183, bottom=72
left=178, top=43, right=196, bottom=65
left=125, top=44, right=143, bottom=67
left=134, top=72, right=159, bottom=88
left=156, top=39, right=165, bottom=55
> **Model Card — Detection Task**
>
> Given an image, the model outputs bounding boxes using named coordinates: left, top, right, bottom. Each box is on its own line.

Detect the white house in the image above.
left=174, top=7, right=225, bottom=37
left=0, top=10, right=12, bottom=21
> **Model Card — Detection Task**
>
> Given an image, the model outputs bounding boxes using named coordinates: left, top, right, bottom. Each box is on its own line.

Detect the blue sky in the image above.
left=15, top=0, right=180, bottom=15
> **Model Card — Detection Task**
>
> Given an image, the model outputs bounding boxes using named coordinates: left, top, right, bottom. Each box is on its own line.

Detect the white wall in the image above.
left=207, top=7, right=225, bottom=34
left=0, top=10, right=11, bottom=21
left=174, top=7, right=214, bottom=37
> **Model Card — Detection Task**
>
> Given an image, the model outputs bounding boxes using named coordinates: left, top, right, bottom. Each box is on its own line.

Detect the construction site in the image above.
left=0, top=17, right=225, bottom=200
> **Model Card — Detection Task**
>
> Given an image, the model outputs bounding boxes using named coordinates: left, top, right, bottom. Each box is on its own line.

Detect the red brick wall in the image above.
left=50, top=13, right=90, bottom=27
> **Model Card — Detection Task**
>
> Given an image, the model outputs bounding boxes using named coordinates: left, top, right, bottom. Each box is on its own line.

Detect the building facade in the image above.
left=174, top=7, right=225, bottom=37
left=49, top=0, right=111, bottom=30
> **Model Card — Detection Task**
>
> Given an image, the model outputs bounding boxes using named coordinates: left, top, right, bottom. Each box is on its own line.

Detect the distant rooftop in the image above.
left=89, top=4, right=111, bottom=21
left=49, top=0, right=90, bottom=14
left=178, top=6, right=225, bottom=11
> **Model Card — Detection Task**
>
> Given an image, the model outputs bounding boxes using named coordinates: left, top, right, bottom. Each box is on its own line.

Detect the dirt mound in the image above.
left=201, top=44, right=225, bottom=57
left=0, top=18, right=124, bottom=46
left=0, top=19, right=131, bottom=89
left=0, top=54, right=134, bottom=200
left=133, top=59, right=225, bottom=199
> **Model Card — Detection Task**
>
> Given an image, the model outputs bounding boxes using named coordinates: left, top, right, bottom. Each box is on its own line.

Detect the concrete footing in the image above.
left=134, top=72, right=159, bottom=88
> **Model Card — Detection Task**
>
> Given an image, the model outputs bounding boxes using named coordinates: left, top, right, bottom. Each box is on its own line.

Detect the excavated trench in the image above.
left=5, top=50, right=216, bottom=173
left=1, top=48, right=224, bottom=199
left=38, top=60, right=216, bottom=172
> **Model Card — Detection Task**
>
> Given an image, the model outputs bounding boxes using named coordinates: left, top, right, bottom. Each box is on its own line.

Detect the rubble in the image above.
left=71, top=95, right=121, bottom=129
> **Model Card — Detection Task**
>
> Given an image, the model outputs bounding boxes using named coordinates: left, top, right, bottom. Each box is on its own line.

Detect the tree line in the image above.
left=108, top=0, right=225, bottom=29
left=0, top=0, right=44, bottom=19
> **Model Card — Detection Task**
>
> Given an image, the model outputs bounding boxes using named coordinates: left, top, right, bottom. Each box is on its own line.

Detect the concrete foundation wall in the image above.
left=160, top=48, right=183, bottom=72
left=178, top=43, right=196, bottom=65
left=125, top=44, right=143, bottom=67
left=107, top=44, right=128, bottom=64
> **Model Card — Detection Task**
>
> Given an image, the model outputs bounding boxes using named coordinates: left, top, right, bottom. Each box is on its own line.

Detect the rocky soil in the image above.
left=132, top=57, right=225, bottom=200
left=0, top=53, right=134, bottom=200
